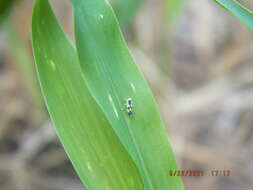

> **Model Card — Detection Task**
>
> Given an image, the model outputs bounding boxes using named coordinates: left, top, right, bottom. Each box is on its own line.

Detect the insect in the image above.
left=125, top=98, right=133, bottom=116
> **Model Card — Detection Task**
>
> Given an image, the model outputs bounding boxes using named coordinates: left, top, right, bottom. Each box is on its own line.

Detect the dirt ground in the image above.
left=0, top=0, right=253, bottom=190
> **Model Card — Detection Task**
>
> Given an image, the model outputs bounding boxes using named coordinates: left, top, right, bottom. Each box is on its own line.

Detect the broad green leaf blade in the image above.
left=73, top=0, right=184, bottom=190
left=112, top=0, right=144, bottom=27
left=215, top=0, right=253, bottom=31
left=32, top=1, right=144, bottom=190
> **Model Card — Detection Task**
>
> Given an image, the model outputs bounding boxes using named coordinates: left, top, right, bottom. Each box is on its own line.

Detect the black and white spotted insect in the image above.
left=125, top=98, right=133, bottom=116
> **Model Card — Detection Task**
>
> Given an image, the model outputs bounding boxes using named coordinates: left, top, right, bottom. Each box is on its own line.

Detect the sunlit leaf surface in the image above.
left=32, top=1, right=144, bottom=190
left=32, top=0, right=184, bottom=190
left=73, top=0, right=184, bottom=189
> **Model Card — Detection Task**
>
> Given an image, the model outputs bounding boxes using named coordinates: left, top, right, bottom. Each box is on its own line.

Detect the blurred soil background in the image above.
left=0, top=0, right=253, bottom=190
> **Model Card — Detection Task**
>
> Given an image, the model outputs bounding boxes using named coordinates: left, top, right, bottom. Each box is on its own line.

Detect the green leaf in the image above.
left=112, top=0, right=144, bottom=27
left=215, top=0, right=253, bottom=31
left=32, top=0, right=184, bottom=189
left=32, top=0, right=144, bottom=190
left=73, top=0, right=184, bottom=190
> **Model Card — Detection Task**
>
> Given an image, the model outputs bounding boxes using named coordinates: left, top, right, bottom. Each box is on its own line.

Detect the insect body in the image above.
left=125, top=98, right=133, bottom=116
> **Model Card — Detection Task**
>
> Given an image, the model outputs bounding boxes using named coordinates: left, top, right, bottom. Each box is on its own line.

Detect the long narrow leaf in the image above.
left=112, top=0, right=144, bottom=27
left=73, top=0, right=184, bottom=190
left=32, top=0, right=144, bottom=190
left=215, top=0, right=253, bottom=31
